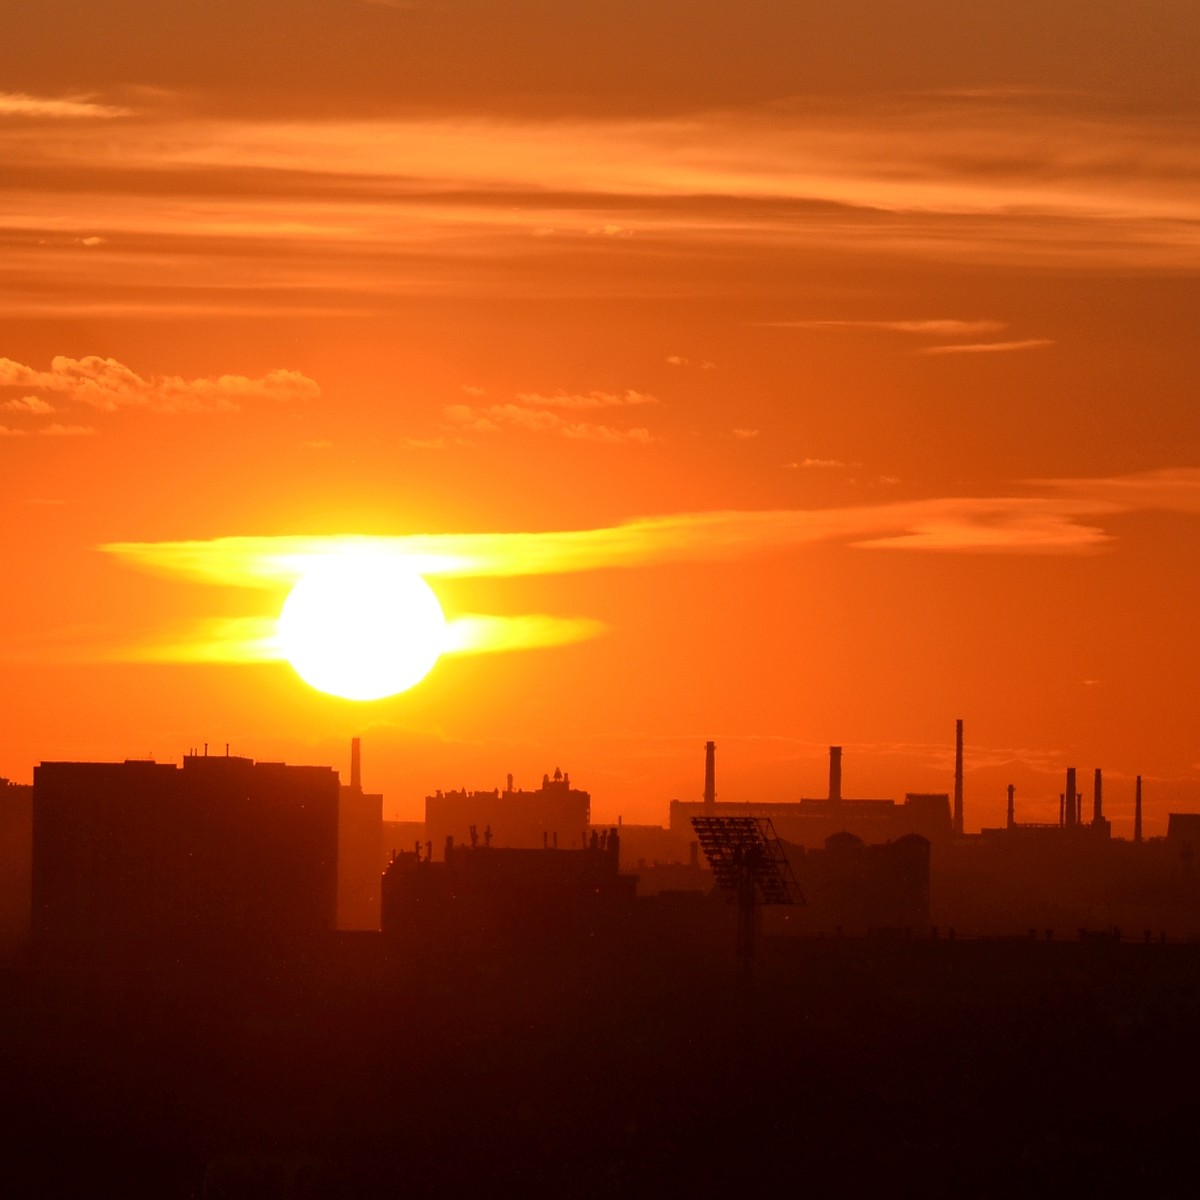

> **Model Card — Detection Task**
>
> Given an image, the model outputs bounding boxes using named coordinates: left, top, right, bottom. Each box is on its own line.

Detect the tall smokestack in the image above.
left=350, top=737, right=362, bottom=792
left=1134, top=775, right=1143, bottom=843
left=1006, top=784, right=1015, bottom=829
left=828, top=746, right=842, bottom=803
left=703, top=741, right=716, bottom=806
left=953, top=719, right=964, bottom=836
left=1065, top=767, right=1077, bottom=829
left=1093, top=768, right=1103, bottom=825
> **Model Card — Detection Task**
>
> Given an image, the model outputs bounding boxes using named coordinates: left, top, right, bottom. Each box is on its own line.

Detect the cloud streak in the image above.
left=4, top=92, right=1200, bottom=315
left=0, top=356, right=320, bottom=414
left=0, top=92, right=131, bottom=119
left=919, top=338, right=1054, bottom=356
left=762, top=319, right=1007, bottom=337
left=444, top=393, right=657, bottom=444
left=101, top=489, right=1137, bottom=593
left=96, top=469, right=1200, bottom=666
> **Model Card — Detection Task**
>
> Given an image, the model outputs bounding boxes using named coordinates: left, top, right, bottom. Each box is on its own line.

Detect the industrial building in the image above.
left=32, top=752, right=341, bottom=961
left=381, top=826, right=635, bottom=948
left=424, top=766, right=590, bottom=857
left=668, top=739, right=954, bottom=850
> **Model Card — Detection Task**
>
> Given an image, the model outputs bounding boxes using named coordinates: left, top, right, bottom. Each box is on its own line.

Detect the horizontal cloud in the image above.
left=4, top=92, right=1200, bottom=316
left=0, top=92, right=131, bottom=119
left=445, top=400, right=656, bottom=444
left=0, top=356, right=320, bottom=414
left=101, top=470, right=1200, bottom=667
left=513, top=389, right=657, bottom=409
left=93, top=609, right=604, bottom=665
left=101, top=487, right=1138, bottom=592
left=763, top=319, right=1007, bottom=337
left=0, top=421, right=95, bottom=437
left=919, top=339, right=1054, bottom=355
left=2, top=395, right=54, bottom=414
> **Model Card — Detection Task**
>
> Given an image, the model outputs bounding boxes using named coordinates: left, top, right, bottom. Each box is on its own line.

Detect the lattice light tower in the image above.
left=692, top=815, right=803, bottom=996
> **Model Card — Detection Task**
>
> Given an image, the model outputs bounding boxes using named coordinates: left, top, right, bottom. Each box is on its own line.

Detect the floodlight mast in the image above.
left=691, top=816, right=802, bottom=999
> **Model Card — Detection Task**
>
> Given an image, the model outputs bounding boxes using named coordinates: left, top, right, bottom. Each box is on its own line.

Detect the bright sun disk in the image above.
left=277, top=555, right=446, bottom=700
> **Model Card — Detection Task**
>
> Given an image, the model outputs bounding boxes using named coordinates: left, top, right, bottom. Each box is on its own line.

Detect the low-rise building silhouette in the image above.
left=381, top=827, right=635, bottom=948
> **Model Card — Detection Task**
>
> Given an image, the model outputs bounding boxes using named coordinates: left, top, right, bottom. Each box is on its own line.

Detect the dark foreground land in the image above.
left=4, top=932, right=1200, bottom=1197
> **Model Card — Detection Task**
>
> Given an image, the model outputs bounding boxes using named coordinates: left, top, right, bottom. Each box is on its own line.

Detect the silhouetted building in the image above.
left=32, top=753, right=340, bottom=962
left=338, top=737, right=383, bottom=931
left=0, top=777, right=33, bottom=960
left=777, top=833, right=931, bottom=935
left=381, top=828, right=635, bottom=948
left=669, top=744, right=952, bottom=849
left=425, top=767, right=589, bottom=857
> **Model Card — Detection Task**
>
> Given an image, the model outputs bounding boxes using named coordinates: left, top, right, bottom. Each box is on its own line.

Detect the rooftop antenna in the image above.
left=692, top=815, right=803, bottom=1004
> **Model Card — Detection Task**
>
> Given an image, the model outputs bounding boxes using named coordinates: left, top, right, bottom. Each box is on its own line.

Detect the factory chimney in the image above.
left=1065, top=767, right=1077, bottom=829
left=953, top=719, right=964, bottom=836
left=350, top=737, right=362, bottom=793
left=1134, top=775, right=1143, bottom=843
left=1006, top=784, right=1015, bottom=829
left=828, top=746, right=842, bottom=803
left=703, top=741, right=716, bottom=807
left=1093, top=768, right=1103, bottom=825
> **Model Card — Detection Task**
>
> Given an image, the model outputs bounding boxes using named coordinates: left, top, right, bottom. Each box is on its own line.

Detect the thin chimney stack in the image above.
left=1093, top=768, right=1103, bottom=825
left=1065, top=767, right=1077, bottom=829
left=828, top=746, right=842, bottom=803
left=1135, top=775, right=1143, bottom=843
left=1006, top=783, right=1015, bottom=829
left=953, top=719, right=964, bottom=836
left=350, top=737, right=362, bottom=793
left=703, top=740, right=716, bottom=806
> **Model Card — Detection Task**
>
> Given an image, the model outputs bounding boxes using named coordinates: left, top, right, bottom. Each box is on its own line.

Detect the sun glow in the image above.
left=276, top=555, right=447, bottom=700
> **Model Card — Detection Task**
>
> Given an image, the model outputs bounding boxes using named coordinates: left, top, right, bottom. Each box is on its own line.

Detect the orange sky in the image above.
left=3, top=1, right=1200, bottom=831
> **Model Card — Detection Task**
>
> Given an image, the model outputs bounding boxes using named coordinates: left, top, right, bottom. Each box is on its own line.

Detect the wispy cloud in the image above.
left=763, top=319, right=1007, bottom=337
left=0, top=356, right=320, bottom=414
left=0, top=92, right=131, bottom=119
left=0, top=421, right=95, bottom=437
left=101, top=470, right=1200, bottom=666
left=4, top=93, right=1199, bottom=315
left=919, top=339, right=1054, bottom=356
left=445, top=388, right=658, bottom=445
left=1, top=395, right=54, bottom=414
left=514, top=390, right=657, bottom=410
left=41, top=423, right=97, bottom=437
left=785, top=458, right=855, bottom=470
left=101, top=488, right=1134, bottom=594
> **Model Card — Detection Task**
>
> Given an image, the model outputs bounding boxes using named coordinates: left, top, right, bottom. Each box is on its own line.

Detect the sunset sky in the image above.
left=3, top=1, right=1199, bottom=831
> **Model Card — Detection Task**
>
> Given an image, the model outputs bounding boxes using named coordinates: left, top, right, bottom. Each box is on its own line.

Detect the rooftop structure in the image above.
left=425, top=767, right=590, bottom=857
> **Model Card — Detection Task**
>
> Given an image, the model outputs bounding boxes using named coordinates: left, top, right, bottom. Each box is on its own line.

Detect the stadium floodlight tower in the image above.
left=691, top=815, right=803, bottom=998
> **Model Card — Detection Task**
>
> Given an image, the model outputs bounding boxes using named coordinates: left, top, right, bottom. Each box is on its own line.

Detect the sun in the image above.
left=277, top=554, right=447, bottom=700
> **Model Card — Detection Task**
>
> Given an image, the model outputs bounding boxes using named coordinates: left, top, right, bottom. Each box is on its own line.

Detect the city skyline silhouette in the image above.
left=4, top=2, right=1200, bottom=1194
